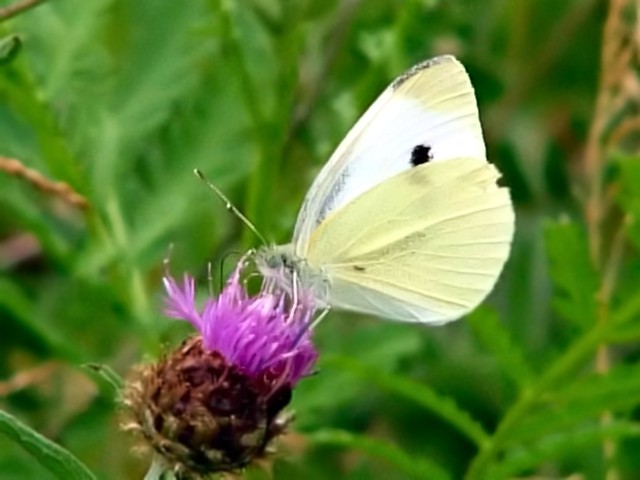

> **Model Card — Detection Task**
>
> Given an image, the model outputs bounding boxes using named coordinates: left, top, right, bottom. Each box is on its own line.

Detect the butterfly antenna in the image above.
left=207, top=261, right=215, bottom=297
left=163, top=243, right=175, bottom=276
left=194, top=169, right=268, bottom=245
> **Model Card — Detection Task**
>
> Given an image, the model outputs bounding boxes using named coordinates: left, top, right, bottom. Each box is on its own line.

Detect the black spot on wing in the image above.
left=410, top=144, right=433, bottom=167
left=353, top=265, right=366, bottom=272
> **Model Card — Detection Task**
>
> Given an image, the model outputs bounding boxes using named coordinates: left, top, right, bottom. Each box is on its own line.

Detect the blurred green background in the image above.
left=4, top=0, right=640, bottom=479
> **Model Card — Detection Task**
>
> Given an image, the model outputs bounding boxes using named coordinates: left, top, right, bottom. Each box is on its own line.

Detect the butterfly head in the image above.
left=255, top=245, right=330, bottom=308
left=254, top=244, right=297, bottom=291
left=255, top=244, right=295, bottom=272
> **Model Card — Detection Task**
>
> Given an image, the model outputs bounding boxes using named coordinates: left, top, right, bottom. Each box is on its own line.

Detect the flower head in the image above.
left=123, top=258, right=318, bottom=477
left=162, top=260, right=317, bottom=385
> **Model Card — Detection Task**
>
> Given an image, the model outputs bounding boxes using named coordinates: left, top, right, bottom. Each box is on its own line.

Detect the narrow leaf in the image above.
left=0, top=410, right=97, bottom=480
left=0, top=278, right=83, bottom=362
left=509, top=363, right=640, bottom=442
left=83, top=363, right=124, bottom=396
left=324, top=355, right=489, bottom=447
left=615, top=155, right=640, bottom=252
left=308, top=428, right=450, bottom=480
left=544, top=220, right=598, bottom=327
left=489, top=421, right=640, bottom=479
left=611, top=284, right=640, bottom=327
left=607, top=318, right=640, bottom=342
left=467, top=307, right=534, bottom=389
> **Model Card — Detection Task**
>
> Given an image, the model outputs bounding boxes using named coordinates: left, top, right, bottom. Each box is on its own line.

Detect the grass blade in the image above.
left=0, top=409, right=96, bottom=480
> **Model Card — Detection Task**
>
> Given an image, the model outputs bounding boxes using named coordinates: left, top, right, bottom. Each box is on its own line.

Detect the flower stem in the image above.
left=0, top=0, right=46, bottom=22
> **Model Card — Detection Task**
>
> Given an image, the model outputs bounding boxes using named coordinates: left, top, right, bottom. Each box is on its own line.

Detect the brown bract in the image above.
left=122, top=336, right=294, bottom=478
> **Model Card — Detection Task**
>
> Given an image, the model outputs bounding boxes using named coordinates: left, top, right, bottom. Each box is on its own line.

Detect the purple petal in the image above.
left=161, top=260, right=318, bottom=385
left=163, top=274, right=202, bottom=329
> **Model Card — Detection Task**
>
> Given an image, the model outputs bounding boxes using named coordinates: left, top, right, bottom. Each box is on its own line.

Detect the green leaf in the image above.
left=0, top=410, right=96, bottom=480
left=467, top=307, right=534, bottom=389
left=324, top=355, right=489, bottom=447
left=14, top=0, right=112, bottom=101
left=308, top=428, right=450, bottom=480
left=509, top=363, right=640, bottom=443
left=611, top=268, right=640, bottom=329
left=0, top=35, right=21, bottom=66
left=489, top=421, right=640, bottom=479
left=615, top=155, right=640, bottom=252
left=0, top=278, right=83, bottom=362
left=8, top=0, right=106, bottom=185
left=607, top=319, right=640, bottom=342
left=86, top=1, right=208, bottom=199
left=83, top=363, right=124, bottom=397
left=293, top=321, right=422, bottom=429
left=544, top=220, right=598, bottom=327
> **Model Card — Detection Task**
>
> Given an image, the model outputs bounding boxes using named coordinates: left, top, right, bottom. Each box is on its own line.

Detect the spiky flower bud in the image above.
left=123, top=259, right=317, bottom=478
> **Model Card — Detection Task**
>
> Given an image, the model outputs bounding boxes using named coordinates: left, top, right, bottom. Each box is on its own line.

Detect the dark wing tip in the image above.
left=391, top=55, right=460, bottom=90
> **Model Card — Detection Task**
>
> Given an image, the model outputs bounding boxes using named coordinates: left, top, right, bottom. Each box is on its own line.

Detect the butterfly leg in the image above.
left=290, top=267, right=299, bottom=317
left=309, top=307, right=330, bottom=331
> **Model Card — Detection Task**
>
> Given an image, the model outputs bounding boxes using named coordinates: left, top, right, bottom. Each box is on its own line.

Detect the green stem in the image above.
left=104, top=193, right=156, bottom=352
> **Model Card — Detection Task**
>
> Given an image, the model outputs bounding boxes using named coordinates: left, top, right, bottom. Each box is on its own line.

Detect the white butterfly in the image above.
left=256, top=55, right=514, bottom=324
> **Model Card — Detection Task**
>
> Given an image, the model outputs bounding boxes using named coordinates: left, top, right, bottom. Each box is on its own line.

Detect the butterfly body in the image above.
left=257, top=55, right=514, bottom=324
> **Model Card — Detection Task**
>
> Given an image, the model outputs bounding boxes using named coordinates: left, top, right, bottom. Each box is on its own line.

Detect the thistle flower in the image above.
left=123, top=258, right=317, bottom=478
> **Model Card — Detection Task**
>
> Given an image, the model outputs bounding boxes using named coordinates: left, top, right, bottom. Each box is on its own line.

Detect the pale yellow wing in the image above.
left=293, top=56, right=485, bottom=255
left=304, top=157, right=514, bottom=324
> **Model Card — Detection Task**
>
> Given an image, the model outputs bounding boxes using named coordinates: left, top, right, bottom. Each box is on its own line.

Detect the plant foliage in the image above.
left=2, top=0, right=640, bottom=479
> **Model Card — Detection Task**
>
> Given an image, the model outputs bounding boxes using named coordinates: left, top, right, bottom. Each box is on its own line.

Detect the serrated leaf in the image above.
left=544, top=220, right=598, bottom=327
left=308, top=428, right=450, bottom=480
left=509, top=363, right=640, bottom=443
left=558, top=362, right=640, bottom=403
left=607, top=318, right=640, bottom=341
left=324, top=355, right=489, bottom=447
left=489, top=421, right=640, bottom=479
left=0, top=410, right=97, bottom=480
left=615, top=155, right=640, bottom=252
left=467, top=307, right=534, bottom=389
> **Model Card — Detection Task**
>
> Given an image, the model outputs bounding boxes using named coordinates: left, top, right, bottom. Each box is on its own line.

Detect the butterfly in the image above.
left=256, top=55, right=514, bottom=324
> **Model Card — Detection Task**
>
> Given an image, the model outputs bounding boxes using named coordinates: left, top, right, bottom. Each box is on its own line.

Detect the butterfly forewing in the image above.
left=292, top=55, right=486, bottom=255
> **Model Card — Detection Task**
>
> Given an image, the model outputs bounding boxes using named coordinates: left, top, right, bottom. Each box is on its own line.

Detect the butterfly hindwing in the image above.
left=305, top=157, right=514, bottom=323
